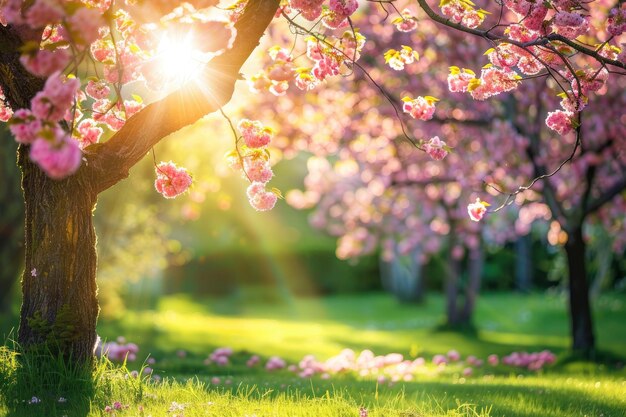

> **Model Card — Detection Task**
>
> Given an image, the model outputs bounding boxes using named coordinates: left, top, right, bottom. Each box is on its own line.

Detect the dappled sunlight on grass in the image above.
left=98, top=292, right=626, bottom=362
left=2, top=292, right=625, bottom=417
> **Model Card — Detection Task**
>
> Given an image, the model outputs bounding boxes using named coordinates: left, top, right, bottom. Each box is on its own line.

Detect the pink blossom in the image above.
left=76, top=119, right=103, bottom=148
left=290, top=0, right=324, bottom=21
left=244, top=158, right=274, bottom=183
left=448, top=67, right=475, bottom=93
left=294, top=71, right=318, bottom=91
left=85, top=80, right=110, bottom=100
left=384, top=46, right=419, bottom=71
left=322, top=9, right=350, bottom=30
left=247, top=72, right=272, bottom=94
left=424, top=136, right=449, bottom=161
left=123, top=99, right=144, bottom=119
left=67, top=7, right=104, bottom=45
left=432, top=354, right=447, bottom=365
left=447, top=350, right=461, bottom=362
left=329, top=0, right=358, bottom=17
left=247, top=355, right=261, bottom=367
left=95, top=339, right=140, bottom=362
left=470, top=68, right=520, bottom=100
left=441, top=1, right=465, bottom=24
left=238, top=119, right=273, bottom=148
left=488, top=354, right=499, bottom=366
left=553, top=12, right=589, bottom=38
left=154, top=162, right=193, bottom=199
left=312, top=55, right=340, bottom=81
left=9, top=109, right=42, bottom=144
left=29, top=130, right=82, bottom=180
left=0, top=100, right=12, bottom=122
left=545, top=110, right=575, bottom=135
left=90, top=39, right=115, bottom=63
left=402, top=96, right=437, bottom=121
left=25, top=0, right=64, bottom=29
left=20, top=49, right=70, bottom=77
left=31, top=72, right=80, bottom=121
left=395, top=9, right=418, bottom=32
left=269, top=80, right=289, bottom=96
left=1, top=0, right=24, bottom=25
left=467, top=198, right=487, bottom=222
left=247, top=182, right=278, bottom=211
left=608, top=7, right=626, bottom=37
left=265, top=355, right=286, bottom=370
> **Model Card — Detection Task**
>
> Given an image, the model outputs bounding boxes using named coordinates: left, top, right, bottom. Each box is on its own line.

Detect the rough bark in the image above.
left=0, top=0, right=280, bottom=361
left=564, top=226, right=595, bottom=354
left=17, top=157, right=99, bottom=361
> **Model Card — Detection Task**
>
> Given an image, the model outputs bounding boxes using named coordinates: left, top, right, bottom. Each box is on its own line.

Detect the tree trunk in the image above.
left=17, top=153, right=99, bottom=362
left=564, top=226, right=595, bottom=355
left=1, top=0, right=280, bottom=363
left=460, top=244, right=483, bottom=323
left=444, top=255, right=461, bottom=326
left=380, top=245, right=426, bottom=303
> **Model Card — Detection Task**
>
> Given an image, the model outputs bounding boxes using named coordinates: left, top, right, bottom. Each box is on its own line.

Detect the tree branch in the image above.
left=86, top=0, right=281, bottom=193
left=585, top=176, right=626, bottom=216
left=414, top=0, right=626, bottom=71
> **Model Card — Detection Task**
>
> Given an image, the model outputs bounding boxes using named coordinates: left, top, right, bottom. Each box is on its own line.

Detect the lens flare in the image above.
left=156, top=33, right=203, bottom=85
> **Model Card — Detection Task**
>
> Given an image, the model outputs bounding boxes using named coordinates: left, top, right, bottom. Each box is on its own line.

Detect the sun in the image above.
left=156, top=32, right=204, bottom=84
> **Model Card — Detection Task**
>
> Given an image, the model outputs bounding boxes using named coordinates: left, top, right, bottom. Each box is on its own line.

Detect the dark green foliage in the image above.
left=165, top=250, right=381, bottom=297
left=0, top=126, right=23, bottom=313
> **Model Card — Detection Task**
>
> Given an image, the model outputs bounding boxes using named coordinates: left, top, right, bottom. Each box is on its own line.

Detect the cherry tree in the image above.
left=0, top=0, right=624, bottom=362
left=0, top=0, right=281, bottom=361
left=236, top=1, right=625, bottom=346
left=240, top=9, right=535, bottom=326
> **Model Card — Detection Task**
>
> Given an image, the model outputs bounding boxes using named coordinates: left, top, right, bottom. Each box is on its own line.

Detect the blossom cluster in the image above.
left=96, top=337, right=140, bottom=362
left=384, top=46, right=419, bottom=71
left=203, top=347, right=234, bottom=366
left=0, top=1, right=232, bottom=187
left=213, top=347, right=558, bottom=383
left=439, top=0, right=489, bottom=29
left=501, top=350, right=557, bottom=370
left=467, top=198, right=489, bottom=222
left=402, top=96, right=437, bottom=121
left=97, top=336, right=559, bottom=390
left=392, top=8, right=418, bottom=32
left=8, top=72, right=82, bottom=179
left=0, top=86, right=13, bottom=122
left=249, top=28, right=366, bottom=97
left=225, top=119, right=279, bottom=211
left=154, top=162, right=193, bottom=199
left=288, top=0, right=359, bottom=29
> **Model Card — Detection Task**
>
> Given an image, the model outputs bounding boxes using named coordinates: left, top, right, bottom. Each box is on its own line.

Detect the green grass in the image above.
left=1, top=292, right=625, bottom=417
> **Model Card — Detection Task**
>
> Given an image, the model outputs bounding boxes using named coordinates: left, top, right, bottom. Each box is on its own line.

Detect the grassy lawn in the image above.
left=1, top=292, right=625, bottom=416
